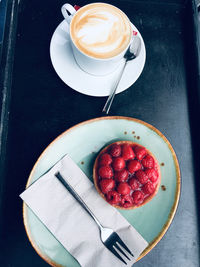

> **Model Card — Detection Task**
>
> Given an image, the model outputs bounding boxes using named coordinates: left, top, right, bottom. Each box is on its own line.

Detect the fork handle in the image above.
left=55, top=172, right=103, bottom=230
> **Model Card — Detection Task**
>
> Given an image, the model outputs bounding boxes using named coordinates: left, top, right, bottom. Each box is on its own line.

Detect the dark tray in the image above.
left=0, top=0, right=200, bottom=266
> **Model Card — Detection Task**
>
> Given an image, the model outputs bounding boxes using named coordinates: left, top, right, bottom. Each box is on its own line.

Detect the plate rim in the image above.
left=23, top=116, right=181, bottom=267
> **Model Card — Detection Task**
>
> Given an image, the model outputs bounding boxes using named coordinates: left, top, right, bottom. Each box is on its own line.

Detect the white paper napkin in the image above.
left=20, top=154, right=148, bottom=267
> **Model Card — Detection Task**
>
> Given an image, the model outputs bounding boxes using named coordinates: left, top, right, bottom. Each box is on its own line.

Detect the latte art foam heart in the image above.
left=70, top=3, right=132, bottom=59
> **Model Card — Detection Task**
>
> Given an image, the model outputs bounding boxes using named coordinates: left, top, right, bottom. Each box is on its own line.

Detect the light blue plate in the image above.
left=23, top=116, right=180, bottom=267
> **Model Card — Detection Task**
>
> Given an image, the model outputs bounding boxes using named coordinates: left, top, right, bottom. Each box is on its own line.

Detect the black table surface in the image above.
left=0, top=0, right=200, bottom=266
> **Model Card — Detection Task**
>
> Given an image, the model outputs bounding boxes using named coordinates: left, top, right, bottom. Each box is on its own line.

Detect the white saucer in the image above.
left=50, top=20, right=146, bottom=97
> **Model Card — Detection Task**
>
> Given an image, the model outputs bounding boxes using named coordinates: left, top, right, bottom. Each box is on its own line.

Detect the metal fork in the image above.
left=55, top=172, right=134, bottom=265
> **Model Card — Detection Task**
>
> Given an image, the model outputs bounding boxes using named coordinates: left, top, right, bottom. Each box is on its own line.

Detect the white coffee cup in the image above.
left=61, top=3, right=133, bottom=76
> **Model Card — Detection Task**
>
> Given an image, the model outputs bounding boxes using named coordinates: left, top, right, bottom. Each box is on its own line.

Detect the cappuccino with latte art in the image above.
left=70, top=3, right=132, bottom=59
left=61, top=3, right=133, bottom=75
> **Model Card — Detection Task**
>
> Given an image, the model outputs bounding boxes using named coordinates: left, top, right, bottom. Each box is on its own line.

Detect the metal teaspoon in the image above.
left=102, top=35, right=141, bottom=114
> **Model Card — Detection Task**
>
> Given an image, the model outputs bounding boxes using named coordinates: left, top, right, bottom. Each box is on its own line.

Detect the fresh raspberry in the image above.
left=128, top=178, right=140, bottom=191
left=74, top=5, right=81, bottom=10
left=142, top=181, right=155, bottom=195
left=114, top=169, right=129, bottom=182
left=112, top=157, right=125, bottom=171
left=121, top=195, right=133, bottom=208
left=106, top=191, right=121, bottom=205
left=145, top=169, right=158, bottom=182
left=117, top=182, right=131, bottom=195
left=132, top=190, right=145, bottom=205
left=110, top=144, right=121, bottom=157
left=127, top=160, right=142, bottom=174
left=99, top=179, right=115, bottom=194
left=99, top=153, right=112, bottom=166
left=98, top=166, right=113, bottom=179
left=134, top=145, right=147, bottom=160
left=142, top=155, right=154, bottom=169
left=121, top=144, right=135, bottom=161
left=135, top=170, right=148, bottom=184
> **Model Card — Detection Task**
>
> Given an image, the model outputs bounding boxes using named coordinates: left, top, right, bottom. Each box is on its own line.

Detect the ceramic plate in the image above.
left=50, top=21, right=146, bottom=97
left=23, top=116, right=180, bottom=267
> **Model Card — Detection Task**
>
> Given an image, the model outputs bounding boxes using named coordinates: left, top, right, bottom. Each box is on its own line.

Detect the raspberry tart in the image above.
left=93, top=141, right=161, bottom=209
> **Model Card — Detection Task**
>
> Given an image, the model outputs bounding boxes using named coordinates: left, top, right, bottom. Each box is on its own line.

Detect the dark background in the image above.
left=0, top=0, right=200, bottom=266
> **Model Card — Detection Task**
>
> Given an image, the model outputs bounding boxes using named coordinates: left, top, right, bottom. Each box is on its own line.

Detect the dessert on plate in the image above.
left=93, top=141, right=161, bottom=209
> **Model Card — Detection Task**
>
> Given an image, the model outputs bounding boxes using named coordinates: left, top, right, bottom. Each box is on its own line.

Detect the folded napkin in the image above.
left=20, top=154, right=148, bottom=267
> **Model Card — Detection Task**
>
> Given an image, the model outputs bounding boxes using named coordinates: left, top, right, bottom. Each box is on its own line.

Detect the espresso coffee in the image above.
left=70, top=3, right=132, bottom=59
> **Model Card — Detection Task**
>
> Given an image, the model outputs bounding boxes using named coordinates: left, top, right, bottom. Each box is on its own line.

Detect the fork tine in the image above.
left=116, top=234, right=134, bottom=257
left=114, top=242, right=131, bottom=261
left=109, top=246, right=127, bottom=265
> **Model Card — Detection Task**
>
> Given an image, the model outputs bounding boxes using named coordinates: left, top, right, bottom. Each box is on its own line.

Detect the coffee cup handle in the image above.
left=61, top=4, right=77, bottom=24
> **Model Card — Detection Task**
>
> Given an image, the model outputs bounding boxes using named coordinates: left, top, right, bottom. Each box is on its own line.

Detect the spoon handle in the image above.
left=102, top=60, right=127, bottom=114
